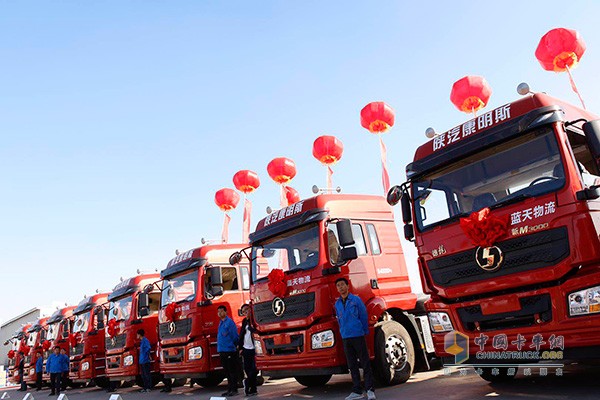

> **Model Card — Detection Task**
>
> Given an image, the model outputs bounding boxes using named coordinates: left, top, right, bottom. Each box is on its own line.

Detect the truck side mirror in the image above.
left=340, top=247, right=358, bottom=262
left=583, top=120, right=600, bottom=168
left=401, top=194, right=412, bottom=224
left=387, top=185, right=402, bottom=206
left=404, top=224, right=415, bottom=241
left=138, top=293, right=150, bottom=317
left=208, top=267, right=224, bottom=297
left=336, top=219, right=355, bottom=247
left=229, top=252, right=242, bottom=266
left=61, top=321, right=69, bottom=338
left=95, top=309, right=105, bottom=329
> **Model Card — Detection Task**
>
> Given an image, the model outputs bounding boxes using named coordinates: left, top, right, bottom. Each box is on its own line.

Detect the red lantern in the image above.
left=535, top=28, right=586, bottom=72
left=284, top=186, right=300, bottom=205
left=313, top=135, right=343, bottom=189
left=535, top=27, right=587, bottom=109
left=233, top=170, right=260, bottom=194
left=450, top=76, right=492, bottom=114
left=360, top=102, right=395, bottom=133
left=214, top=188, right=240, bottom=212
left=267, top=157, right=296, bottom=185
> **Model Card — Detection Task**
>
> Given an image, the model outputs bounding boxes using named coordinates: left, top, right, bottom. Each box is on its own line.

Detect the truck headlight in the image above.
left=428, top=312, right=454, bottom=333
left=568, top=285, right=600, bottom=316
left=188, top=346, right=203, bottom=360
left=123, top=355, right=134, bottom=367
left=81, top=362, right=90, bottom=371
left=254, top=340, right=263, bottom=356
left=311, top=330, right=335, bottom=349
left=29, top=368, right=35, bottom=376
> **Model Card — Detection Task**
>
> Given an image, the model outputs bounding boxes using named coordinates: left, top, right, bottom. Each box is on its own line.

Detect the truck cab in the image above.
left=42, top=306, right=76, bottom=385
left=391, top=92, right=600, bottom=380
left=24, top=317, right=49, bottom=387
left=6, top=326, right=30, bottom=385
left=104, top=273, right=161, bottom=387
left=240, top=194, right=435, bottom=387
left=69, top=292, right=110, bottom=387
left=157, top=244, right=251, bottom=388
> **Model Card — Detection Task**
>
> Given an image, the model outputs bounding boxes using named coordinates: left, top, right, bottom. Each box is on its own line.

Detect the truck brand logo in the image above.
left=272, top=297, right=285, bottom=317
left=475, top=246, right=503, bottom=272
left=168, top=322, right=176, bottom=335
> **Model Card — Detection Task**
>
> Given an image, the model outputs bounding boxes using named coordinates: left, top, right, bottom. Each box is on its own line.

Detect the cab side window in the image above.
left=148, top=292, right=161, bottom=314
left=221, top=267, right=239, bottom=291
left=366, top=224, right=381, bottom=255
left=327, top=222, right=368, bottom=263
left=567, top=128, right=600, bottom=186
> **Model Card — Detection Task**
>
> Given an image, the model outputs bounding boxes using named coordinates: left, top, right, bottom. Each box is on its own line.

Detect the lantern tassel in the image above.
left=379, top=135, right=390, bottom=195
left=565, top=65, right=586, bottom=110
left=280, top=185, right=287, bottom=208
left=327, top=166, right=333, bottom=190
left=242, top=197, right=251, bottom=243
left=221, top=213, right=231, bottom=244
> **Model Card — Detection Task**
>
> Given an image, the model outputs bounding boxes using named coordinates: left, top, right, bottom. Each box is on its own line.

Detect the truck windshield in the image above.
left=161, top=271, right=197, bottom=307
left=73, top=313, right=90, bottom=333
left=413, top=128, right=565, bottom=231
left=108, top=296, right=133, bottom=322
left=251, top=223, right=320, bottom=282
left=26, top=331, right=38, bottom=347
left=46, top=323, right=59, bottom=341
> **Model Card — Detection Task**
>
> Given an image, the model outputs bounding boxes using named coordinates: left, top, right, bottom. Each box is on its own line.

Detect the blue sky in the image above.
left=1, top=1, right=599, bottom=324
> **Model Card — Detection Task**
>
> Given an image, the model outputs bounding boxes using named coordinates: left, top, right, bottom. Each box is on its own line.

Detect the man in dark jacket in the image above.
left=335, top=277, right=375, bottom=400
left=137, top=329, right=152, bottom=392
left=35, top=351, right=44, bottom=391
left=60, top=348, right=70, bottom=391
left=239, top=304, right=258, bottom=396
left=217, top=305, right=239, bottom=397
left=47, top=346, right=63, bottom=396
left=17, top=351, right=26, bottom=391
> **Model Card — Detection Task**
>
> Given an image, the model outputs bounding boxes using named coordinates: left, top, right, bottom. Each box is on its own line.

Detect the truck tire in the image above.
left=195, top=373, right=224, bottom=388
left=294, top=374, right=332, bottom=387
left=94, top=377, right=109, bottom=389
left=172, top=378, right=187, bottom=387
left=478, top=367, right=517, bottom=383
left=256, top=375, right=265, bottom=386
left=374, top=321, right=415, bottom=386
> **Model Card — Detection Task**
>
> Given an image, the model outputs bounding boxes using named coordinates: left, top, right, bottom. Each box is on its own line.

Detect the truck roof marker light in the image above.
left=312, top=184, right=342, bottom=194
left=425, top=128, right=437, bottom=139
left=266, top=206, right=273, bottom=214
left=517, top=82, right=532, bottom=96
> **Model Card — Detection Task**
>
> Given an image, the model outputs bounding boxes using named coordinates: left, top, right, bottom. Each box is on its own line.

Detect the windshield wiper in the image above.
left=490, top=194, right=533, bottom=210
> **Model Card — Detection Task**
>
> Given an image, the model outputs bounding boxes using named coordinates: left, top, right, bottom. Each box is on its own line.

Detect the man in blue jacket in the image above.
left=335, top=278, right=375, bottom=400
left=137, top=329, right=152, bottom=392
left=46, top=346, right=63, bottom=396
left=217, top=305, right=239, bottom=397
left=35, top=351, right=44, bottom=391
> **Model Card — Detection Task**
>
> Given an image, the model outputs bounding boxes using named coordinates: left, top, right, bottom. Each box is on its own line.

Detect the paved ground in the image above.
left=3, top=364, right=600, bottom=400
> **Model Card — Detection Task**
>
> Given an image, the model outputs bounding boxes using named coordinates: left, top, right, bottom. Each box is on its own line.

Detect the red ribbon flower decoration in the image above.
left=42, top=340, right=51, bottom=351
left=459, top=208, right=510, bottom=248
left=7, top=350, right=15, bottom=359
left=267, top=268, right=288, bottom=298
left=164, top=302, right=177, bottom=322
left=107, top=319, right=119, bottom=338
left=19, top=343, right=30, bottom=356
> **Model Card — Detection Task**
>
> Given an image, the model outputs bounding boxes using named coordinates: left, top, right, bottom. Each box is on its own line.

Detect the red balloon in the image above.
left=233, top=170, right=260, bottom=194
left=312, top=136, right=343, bottom=165
left=215, top=188, right=240, bottom=212
left=360, top=102, right=395, bottom=133
left=450, top=76, right=492, bottom=113
left=535, top=28, right=586, bottom=72
left=285, top=186, right=300, bottom=205
left=267, top=157, right=296, bottom=184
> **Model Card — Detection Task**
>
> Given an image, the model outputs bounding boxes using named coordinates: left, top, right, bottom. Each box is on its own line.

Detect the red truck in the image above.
left=69, top=292, right=110, bottom=388
left=23, top=317, right=49, bottom=388
left=230, top=194, right=436, bottom=387
left=5, top=325, right=30, bottom=386
left=156, top=244, right=250, bottom=388
left=103, top=273, right=162, bottom=388
left=388, top=92, right=600, bottom=381
left=42, top=306, right=76, bottom=385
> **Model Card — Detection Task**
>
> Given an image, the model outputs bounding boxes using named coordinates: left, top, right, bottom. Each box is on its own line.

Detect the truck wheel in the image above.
left=478, top=367, right=517, bottom=383
left=374, top=321, right=415, bottom=386
left=95, top=377, right=109, bottom=389
left=195, top=374, right=224, bottom=388
left=256, top=375, right=265, bottom=386
left=69, top=382, right=83, bottom=389
left=172, top=378, right=187, bottom=387
left=294, top=375, right=332, bottom=387
left=121, top=379, right=135, bottom=388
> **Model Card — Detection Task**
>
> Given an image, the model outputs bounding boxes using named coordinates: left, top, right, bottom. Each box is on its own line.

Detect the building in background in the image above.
left=0, top=308, right=40, bottom=369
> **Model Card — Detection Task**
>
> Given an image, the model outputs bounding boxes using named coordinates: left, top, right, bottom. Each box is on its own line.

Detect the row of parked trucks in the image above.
left=5, top=90, right=600, bottom=388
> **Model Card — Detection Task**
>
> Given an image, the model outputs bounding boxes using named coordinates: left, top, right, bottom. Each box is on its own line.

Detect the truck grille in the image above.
left=263, top=334, right=304, bottom=356
left=71, top=343, right=84, bottom=356
left=457, top=294, right=552, bottom=331
left=161, top=347, right=184, bottom=363
left=107, top=356, right=121, bottom=369
left=427, top=227, right=569, bottom=287
left=159, top=319, right=192, bottom=339
left=254, top=293, right=315, bottom=324
left=105, top=334, right=126, bottom=350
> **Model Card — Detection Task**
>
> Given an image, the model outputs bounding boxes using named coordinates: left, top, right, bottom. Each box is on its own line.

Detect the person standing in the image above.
left=35, top=351, right=44, bottom=391
left=59, top=348, right=70, bottom=391
left=217, top=305, right=239, bottom=397
left=47, top=346, right=63, bottom=396
left=335, top=278, right=376, bottom=400
left=17, top=351, right=26, bottom=391
left=137, top=329, right=152, bottom=393
left=239, top=304, right=258, bottom=397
